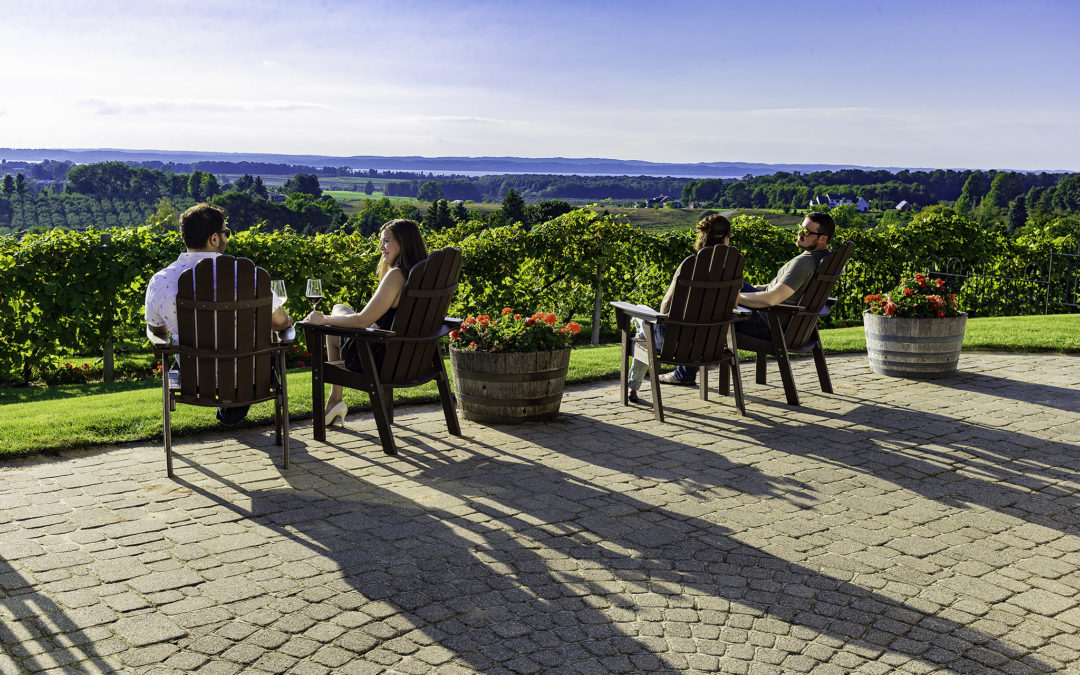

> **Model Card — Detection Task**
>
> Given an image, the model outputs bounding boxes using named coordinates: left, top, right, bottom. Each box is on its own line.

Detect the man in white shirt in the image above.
left=145, top=203, right=293, bottom=425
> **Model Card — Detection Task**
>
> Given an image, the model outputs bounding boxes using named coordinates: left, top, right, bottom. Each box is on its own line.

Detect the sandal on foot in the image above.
left=658, top=373, right=690, bottom=386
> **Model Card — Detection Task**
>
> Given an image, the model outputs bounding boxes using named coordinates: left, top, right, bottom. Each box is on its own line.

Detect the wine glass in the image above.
left=270, top=280, right=287, bottom=311
left=306, top=279, right=323, bottom=311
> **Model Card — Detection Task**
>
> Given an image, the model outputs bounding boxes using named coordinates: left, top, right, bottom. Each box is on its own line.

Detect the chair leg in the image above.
left=619, top=329, right=630, bottom=406
left=273, top=394, right=282, bottom=446
left=434, top=365, right=461, bottom=436
left=383, top=386, right=394, bottom=422
left=755, top=352, right=768, bottom=384
left=718, top=359, right=731, bottom=397
left=645, top=329, right=663, bottom=422
left=730, top=354, right=746, bottom=416
left=358, top=345, right=396, bottom=455
left=811, top=336, right=833, bottom=394
left=278, top=352, right=290, bottom=470
left=773, top=345, right=799, bottom=406
left=162, top=372, right=173, bottom=478
left=367, top=384, right=397, bottom=455
left=699, top=365, right=708, bottom=401
left=311, top=338, right=326, bottom=443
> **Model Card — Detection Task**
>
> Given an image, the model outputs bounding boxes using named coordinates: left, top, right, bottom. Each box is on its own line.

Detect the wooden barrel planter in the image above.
left=449, top=347, right=571, bottom=423
left=864, top=312, right=967, bottom=379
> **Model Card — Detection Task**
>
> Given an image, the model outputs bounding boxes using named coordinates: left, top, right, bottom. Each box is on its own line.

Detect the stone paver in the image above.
left=2, top=352, right=1080, bottom=673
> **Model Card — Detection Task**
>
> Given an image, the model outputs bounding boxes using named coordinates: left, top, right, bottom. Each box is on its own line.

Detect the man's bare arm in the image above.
left=738, top=282, right=794, bottom=309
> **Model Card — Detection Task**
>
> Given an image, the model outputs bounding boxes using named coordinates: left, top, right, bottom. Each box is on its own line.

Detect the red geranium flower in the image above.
left=501, top=307, right=513, bottom=315
left=566, top=322, right=582, bottom=334
left=449, top=329, right=460, bottom=340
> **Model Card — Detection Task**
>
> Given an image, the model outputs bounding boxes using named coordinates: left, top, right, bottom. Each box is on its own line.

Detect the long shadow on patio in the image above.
left=166, top=414, right=1048, bottom=673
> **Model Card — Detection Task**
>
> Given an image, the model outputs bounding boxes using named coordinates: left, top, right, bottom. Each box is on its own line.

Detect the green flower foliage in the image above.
left=450, top=310, right=583, bottom=353
left=864, top=273, right=962, bottom=318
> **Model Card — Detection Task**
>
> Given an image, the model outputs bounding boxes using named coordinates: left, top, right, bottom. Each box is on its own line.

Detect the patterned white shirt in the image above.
left=144, top=252, right=282, bottom=345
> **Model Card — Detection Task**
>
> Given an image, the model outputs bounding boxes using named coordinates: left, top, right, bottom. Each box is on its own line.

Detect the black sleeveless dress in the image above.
left=340, top=306, right=397, bottom=373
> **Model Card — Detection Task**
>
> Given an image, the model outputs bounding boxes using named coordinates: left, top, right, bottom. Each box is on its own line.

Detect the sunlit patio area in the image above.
left=2, top=352, right=1079, bottom=674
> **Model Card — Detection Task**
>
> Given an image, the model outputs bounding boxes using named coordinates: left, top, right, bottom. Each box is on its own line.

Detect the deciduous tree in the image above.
left=1051, top=175, right=1080, bottom=213
left=282, top=173, right=322, bottom=198
left=417, top=180, right=442, bottom=202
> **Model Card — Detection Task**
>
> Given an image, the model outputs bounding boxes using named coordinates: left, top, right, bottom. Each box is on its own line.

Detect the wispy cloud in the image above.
left=741, top=107, right=878, bottom=118
left=80, top=98, right=331, bottom=115
left=413, top=115, right=510, bottom=125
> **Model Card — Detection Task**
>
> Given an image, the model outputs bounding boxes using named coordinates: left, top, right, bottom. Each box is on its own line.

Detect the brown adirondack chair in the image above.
left=736, top=241, right=854, bottom=406
left=302, top=247, right=462, bottom=454
left=611, top=244, right=749, bottom=422
left=148, top=255, right=294, bottom=477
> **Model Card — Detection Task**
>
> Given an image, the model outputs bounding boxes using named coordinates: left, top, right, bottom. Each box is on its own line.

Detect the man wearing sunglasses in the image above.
left=662, top=211, right=834, bottom=386
left=145, top=203, right=294, bottom=425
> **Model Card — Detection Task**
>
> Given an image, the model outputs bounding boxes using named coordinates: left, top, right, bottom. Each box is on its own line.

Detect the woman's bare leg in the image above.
left=325, top=304, right=356, bottom=408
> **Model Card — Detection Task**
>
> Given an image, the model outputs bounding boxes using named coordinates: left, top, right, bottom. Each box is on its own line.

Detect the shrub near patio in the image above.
left=1, top=208, right=1077, bottom=386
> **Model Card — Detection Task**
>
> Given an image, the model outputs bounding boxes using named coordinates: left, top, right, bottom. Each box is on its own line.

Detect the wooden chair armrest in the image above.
left=767, top=303, right=807, bottom=315
left=610, top=301, right=665, bottom=324
left=299, top=321, right=396, bottom=342
left=444, top=317, right=464, bottom=329
left=348, top=324, right=455, bottom=344
left=147, top=327, right=177, bottom=356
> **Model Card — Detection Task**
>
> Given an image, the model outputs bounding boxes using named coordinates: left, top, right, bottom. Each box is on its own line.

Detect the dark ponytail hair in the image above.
left=694, top=213, right=731, bottom=251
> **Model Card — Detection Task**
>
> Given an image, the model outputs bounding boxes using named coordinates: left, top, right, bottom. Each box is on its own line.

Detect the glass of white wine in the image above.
left=270, top=280, right=287, bottom=311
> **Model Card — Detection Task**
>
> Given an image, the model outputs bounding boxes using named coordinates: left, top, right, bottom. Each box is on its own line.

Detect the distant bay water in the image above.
left=0, top=148, right=923, bottom=178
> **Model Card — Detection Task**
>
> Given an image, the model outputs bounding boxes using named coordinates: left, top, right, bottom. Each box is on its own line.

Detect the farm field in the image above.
left=600, top=207, right=805, bottom=234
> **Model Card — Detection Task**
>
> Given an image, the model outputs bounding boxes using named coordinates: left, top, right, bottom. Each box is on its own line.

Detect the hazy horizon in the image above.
left=4, top=0, right=1078, bottom=172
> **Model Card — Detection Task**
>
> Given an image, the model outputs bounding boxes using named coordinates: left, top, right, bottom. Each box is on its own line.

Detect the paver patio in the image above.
left=2, top=352, right=1079, bottom=674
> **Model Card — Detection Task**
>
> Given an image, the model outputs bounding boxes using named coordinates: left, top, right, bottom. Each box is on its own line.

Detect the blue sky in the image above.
left=2, top=0, right=1078, bottom=170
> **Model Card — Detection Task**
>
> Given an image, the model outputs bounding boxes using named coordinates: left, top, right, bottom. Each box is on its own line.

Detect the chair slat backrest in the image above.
left=659, top=245, right=744, bottom=364
left=175, top=255, right=274, bottom=403
left=784, top=241, right=854, bottom=348
left=380, top=248, right=462, bottom=385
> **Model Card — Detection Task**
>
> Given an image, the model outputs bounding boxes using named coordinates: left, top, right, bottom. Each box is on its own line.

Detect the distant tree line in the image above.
left=681, top=168, right=1074, bottom=213
left=383, top=174, right=690, bottom=202
left=0, top=163, right=345, bottom=236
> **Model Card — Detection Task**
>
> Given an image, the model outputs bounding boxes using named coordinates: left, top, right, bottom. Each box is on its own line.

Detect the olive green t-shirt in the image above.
left=767, top=249, right=830, bottom=304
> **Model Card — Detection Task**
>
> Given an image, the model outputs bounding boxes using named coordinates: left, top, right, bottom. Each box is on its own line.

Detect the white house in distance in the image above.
left=809, top=194, right=870, bottom=212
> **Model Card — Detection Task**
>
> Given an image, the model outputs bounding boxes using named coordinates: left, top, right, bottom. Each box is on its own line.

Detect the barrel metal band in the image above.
left=864, top=332, right=964, bottom=344
left=463, top=411, right=560, bottom=423
left=457, top=392, right=564, bottom=407
left=454, top=366, right=568, bottom=383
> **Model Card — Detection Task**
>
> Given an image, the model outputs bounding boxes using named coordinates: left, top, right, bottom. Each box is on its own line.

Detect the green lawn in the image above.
left=1, top=315, right=1077, bottom=458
